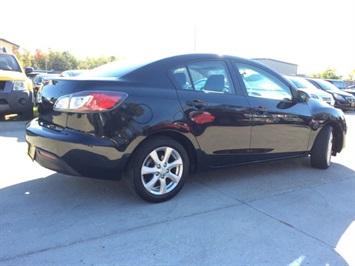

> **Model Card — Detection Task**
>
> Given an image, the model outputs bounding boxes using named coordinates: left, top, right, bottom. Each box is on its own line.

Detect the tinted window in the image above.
left=171, top=61, right=234, bottom=94
left=327, top=80, right=346, bottom=90
left=286, top=76, right=317, bottom=89
left=314, top=79, right=341, bottom=92
left=235, top=63, right=292, bottom=101
left=171, top=67, right=192, bottom=90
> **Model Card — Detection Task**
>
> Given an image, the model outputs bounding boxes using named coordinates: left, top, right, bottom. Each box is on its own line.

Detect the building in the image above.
left=253, top=58, right=298, bottom=75
left=0, top=38, right=20, bottom=53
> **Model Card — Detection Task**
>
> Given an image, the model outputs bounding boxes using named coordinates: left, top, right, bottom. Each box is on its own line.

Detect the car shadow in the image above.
left=0, top=120, right=28, bottom=143
left=0, top=157, right=353, bottom=265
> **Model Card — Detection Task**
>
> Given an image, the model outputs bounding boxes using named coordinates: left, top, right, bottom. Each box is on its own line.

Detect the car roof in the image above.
left=325, top=78, right=345, bottom=82
left=80, top=53, right=277, bottom=88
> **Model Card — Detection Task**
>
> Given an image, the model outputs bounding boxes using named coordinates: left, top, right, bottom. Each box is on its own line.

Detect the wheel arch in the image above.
left=126, top=131, right=198, bottom=175
left=328, top=121, right=345, bottom=155
left=314, top=121, right=344, bottom=155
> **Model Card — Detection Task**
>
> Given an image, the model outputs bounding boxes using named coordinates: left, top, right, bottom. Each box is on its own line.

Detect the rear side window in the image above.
left=235, top=62, right=292, bottom=101
left=171, top=61, right=234, bottom=94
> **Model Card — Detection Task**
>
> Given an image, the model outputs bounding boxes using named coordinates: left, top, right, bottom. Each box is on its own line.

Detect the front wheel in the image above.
left=127, top=136, right=189, bottom=203
left=310, top=125, right=333, bottom=169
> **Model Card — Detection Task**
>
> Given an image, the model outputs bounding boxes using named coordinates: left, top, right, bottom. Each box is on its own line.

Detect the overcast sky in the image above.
left=2, top=0, right=354, bottom=76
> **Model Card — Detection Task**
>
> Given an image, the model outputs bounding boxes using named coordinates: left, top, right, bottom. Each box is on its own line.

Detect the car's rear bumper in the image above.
left=25, top=118, right=130, bottom=180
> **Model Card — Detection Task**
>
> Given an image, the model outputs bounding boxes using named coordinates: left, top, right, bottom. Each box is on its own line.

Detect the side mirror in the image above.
left=298, top=90, right=309, bottom=103
left=25, top=67, right=34, bottom=75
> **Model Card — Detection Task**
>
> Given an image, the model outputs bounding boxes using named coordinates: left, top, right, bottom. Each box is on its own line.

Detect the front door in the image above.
left=234, top=62, right=312, bottom=160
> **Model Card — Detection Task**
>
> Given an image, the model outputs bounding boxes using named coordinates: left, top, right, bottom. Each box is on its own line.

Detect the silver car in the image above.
left=285, top=75, right=335, bottom=106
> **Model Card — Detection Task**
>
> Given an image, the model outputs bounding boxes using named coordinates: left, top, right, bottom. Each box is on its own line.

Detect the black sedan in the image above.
left=26, top=54, right=347, bottom=202
left=306, top=78, right=355, bottom=111
left=344, top=85, right=355, bottom=96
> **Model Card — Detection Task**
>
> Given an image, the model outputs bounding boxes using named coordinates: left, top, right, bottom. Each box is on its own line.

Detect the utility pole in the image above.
left=194, top=23, right=197, bottom=52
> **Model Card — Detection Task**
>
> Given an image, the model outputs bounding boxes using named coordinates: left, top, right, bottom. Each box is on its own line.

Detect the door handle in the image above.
left=255, top=106, right=268, bottom=112
left=186, top=100, right=208, bottom=108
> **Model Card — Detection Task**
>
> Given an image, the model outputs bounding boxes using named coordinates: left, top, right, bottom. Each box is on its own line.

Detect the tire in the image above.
left=127, top=136, right=189, bottom=203
left=310, top=125, right=333, bottom=169
left=19, top=107, right=34, bottom=121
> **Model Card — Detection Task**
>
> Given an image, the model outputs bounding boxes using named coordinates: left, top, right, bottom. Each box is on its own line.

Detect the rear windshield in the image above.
left=80, top=60, right=150, bottom=78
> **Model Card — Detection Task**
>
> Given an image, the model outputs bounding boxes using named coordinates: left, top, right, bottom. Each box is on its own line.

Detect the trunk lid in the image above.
left=37, top=77, right=128, bottom=137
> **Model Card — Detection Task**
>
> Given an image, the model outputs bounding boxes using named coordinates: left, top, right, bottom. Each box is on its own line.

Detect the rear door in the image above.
left=233, top=61, right=312, bottom=159
left=172, top=60, right=252, bottom=166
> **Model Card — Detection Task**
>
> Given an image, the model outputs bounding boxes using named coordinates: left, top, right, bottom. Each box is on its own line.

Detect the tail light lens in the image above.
left=54, top=91, right=128, bottom=113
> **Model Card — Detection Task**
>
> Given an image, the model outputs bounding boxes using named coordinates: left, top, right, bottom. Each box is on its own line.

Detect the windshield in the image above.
left=316, top=79, right=343, bottom=92
left=0, top=54, right=22, bottom=72
left=286, top=76, right=317, bottom=89
left=327, top=80, right=346, bottom=89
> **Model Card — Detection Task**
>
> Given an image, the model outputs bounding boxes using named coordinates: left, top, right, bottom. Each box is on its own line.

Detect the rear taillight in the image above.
left=54, top=91, right=128, bottom=112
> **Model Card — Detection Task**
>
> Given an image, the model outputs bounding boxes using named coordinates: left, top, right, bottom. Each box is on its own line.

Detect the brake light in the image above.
left=54, top=91, right=128, bottom=112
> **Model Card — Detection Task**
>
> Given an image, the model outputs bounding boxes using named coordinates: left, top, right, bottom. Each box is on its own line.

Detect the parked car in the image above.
left=284, top=75, right=334, bottom=106
left=0, top=48, right=34, bottom=120
left=33, top=73, right=59, bottom=101
left=344, top=85, right=355, bottom=96
left=26, top=70, right=42, bottom=82
left=325, top=79, right=347, bottom=90
left=306, top=78, right=355, bottom=111
left=26, top=53, right=347, bottom=202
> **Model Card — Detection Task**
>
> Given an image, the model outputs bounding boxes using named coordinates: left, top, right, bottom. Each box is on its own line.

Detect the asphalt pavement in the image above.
left=0, top=113, right=354, bottom=265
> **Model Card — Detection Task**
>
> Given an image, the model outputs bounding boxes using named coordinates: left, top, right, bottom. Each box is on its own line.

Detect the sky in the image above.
left=1, top=0, right=354, bottom=76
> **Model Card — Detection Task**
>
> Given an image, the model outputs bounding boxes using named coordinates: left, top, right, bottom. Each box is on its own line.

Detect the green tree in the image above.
left=33, top=49, right=48, bottom=70
left=14, top=48, right=33, bottom=68
left=311, top=67, right=342, bottom=79
left=78, top=55, right=118, bottom=69
left=348, top=69, right=355, bottom=81
left=62, top=51, right=79, bottom=70
left=15, top=48, right=118, bottom=72
left=47, top=50, right=76, bottom=72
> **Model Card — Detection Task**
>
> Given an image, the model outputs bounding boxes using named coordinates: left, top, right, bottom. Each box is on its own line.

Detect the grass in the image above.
left=33, top=106, right=39, bottom=118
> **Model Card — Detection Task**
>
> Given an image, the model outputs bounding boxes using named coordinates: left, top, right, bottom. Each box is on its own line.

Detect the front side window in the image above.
left=236, top=62, right=292, bottom=101
left=171, top=61, right=234, bottom=94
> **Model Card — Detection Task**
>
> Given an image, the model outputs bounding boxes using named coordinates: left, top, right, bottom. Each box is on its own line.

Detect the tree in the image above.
left=347, top=69, right=355, bottom=81
left=311, top=67, right=342, bottom=79
left=77, top=55, right=118, bottom=69
left=46, top=50, right=78, bottom=72
left=62, top=51, right=79, bottom=70
left=14, top=48, right=33, bottom=68
left=33, top=49, right=48, bottom=70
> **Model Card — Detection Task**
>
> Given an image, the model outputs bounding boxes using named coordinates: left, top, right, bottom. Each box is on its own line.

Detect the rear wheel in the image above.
left=127, top=136, right=189, bottom=203
left=310, top=125, right=333, bottom=169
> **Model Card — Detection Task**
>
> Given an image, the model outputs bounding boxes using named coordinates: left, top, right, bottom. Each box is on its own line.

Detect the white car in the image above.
left=284, top=75, right=335, bottom=106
